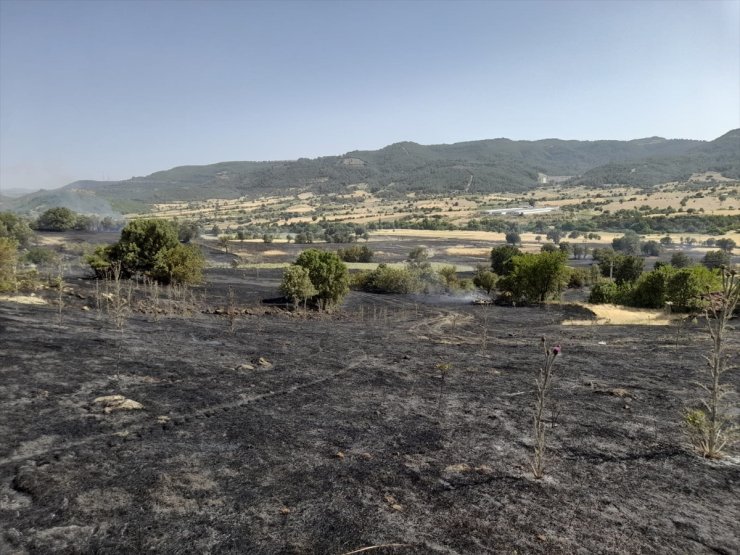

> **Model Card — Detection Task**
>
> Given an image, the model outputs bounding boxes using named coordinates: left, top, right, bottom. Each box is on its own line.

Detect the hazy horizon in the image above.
left=1, top=0, right=739, bottom=193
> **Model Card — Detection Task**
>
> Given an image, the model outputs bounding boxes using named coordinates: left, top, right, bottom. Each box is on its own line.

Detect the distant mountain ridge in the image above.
left=3, top=129, right=738, bottom=216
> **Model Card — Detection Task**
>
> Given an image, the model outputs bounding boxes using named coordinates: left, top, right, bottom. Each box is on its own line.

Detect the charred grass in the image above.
left=0, top=269, right=738, bottom=554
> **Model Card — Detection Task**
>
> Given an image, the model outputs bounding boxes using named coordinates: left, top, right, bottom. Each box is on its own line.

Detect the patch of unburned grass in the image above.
left=563, top=303, right=676, bottom=326
left=0, top=295, right=47, bottom=305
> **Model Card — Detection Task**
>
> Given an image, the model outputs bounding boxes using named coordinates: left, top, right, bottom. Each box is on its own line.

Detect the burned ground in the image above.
left=1, top=268, right=739, bottom=554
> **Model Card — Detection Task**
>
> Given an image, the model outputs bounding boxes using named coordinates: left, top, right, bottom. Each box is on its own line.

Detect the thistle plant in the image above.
left=532, top=338, right=561, bottom=479
left=685, top=268, right=739, bottom=458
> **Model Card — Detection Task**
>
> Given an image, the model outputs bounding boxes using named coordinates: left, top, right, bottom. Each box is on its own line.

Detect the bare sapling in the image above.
left=55, top=261, right=65, bottom=326
left=684, top=268, right=740, bottom=458
left=532, top=337, right=561, bottom=479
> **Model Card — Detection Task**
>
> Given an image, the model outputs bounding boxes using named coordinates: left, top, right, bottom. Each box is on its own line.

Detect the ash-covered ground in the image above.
left=1, top=267, right=739, bottom=554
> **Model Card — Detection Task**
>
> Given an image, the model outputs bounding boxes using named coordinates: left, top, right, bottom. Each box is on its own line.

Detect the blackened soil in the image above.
left=1, top=272, right=739, bottom=554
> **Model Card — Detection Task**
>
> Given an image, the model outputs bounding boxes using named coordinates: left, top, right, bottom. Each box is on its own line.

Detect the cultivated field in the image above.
left=133, top=182, right=740, bottom=230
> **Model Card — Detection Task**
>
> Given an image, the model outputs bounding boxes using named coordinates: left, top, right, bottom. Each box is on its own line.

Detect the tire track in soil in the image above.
left=0, top=347, right=369, bottom=468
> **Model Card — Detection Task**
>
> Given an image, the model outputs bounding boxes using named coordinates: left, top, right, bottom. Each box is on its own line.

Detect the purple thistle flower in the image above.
left=552, top=345, right=561, bottom=356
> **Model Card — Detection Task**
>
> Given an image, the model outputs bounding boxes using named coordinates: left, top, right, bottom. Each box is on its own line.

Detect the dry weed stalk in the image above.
left=532, top=338, right=561, bottom=479
left=107, top=262, right=128, bottom=329
left=436, top=362, right=452, bottom=416
left=480, top=310, right=489, bottom=352
left=55, top=261, right=65, bottom=326
left=685, top=268, right=739, bottom=458
left=227, top=286, right=238, bottom=333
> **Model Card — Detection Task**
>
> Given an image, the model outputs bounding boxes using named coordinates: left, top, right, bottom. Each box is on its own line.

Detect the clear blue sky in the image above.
left=1, top=0, right=739, bottom=191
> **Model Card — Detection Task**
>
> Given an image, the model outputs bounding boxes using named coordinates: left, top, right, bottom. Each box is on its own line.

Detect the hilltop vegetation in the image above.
left=3, top=130, right=737, bottom=216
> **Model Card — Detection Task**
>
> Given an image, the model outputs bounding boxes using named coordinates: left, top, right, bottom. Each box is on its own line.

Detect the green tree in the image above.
left=546, top=229, right=562, bottom=244
left=407, top=246, right=430, bottom=269
left=702, top=250, right=731, bottom=270
left=280, top=265, right=317, bottom=309
left=670, top=252, right=692, bottom=268
left=24, top=247, right=59, bottom=266
left=437, top=265, right=458, bottom=289
left=715, top=238, right=736, bottom=253
left=612, top=231, right=641, bottom=255
left=152, top=244, right=205, bottom=285
left=505, top=231, right=521, bottom=245
left=36, top=207, right=78, bottom=231
left=640, top=240, right=662, bottom=257
left=588, top=281, right=619, bottom=304
left=360, top=264, right=421, bottom=294
left=0, top=237, right=18, bottom=292
left=218, top=235, right=231, bottom=253
left=337, top=245, right=373, bottom=262
left=490, top=245, right=521, bottom=276
left=473, top=267, right=498, bottom=295
left=0, top=212, right=34, bottom=247
left=87, top=219, right=202, bottom=284
left=666, top=266, right=720, bottom=312
left=110, top=219, right=180, bottom=276
left=178, top=221, right=200, bottom=243
left=499, top=251, right=569, bottom=303
left=613, top=255, right=644, bottom=285
left=540, top=243, right=558, bottom=253
left=631, top=266, right=674, bottom=308
left=295, top=249, right=349, bottom=309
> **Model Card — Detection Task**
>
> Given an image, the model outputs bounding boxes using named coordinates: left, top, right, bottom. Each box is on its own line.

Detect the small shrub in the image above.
left=567, top=267, right=592, bottom=288
left=280, top=265, right=317, bottom=309
left=24, top=247, right=59, bottom=266
left=473, top=267, right=498, bottom=295
left=360, top=264, right=421, bottom=294
left=337, top=245, right=373, bottom=262
left=670, top=252, right=692, bottom=268
left=437, top=265, right=458, bottom=289
left=588, top=281, right=618, bottom=304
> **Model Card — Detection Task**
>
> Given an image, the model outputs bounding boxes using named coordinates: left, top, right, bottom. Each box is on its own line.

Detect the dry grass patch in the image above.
left=563, top=303, right=676, bottom=326
left=372, top=229, right=507, bottom=242
left=0, top=295, right=47, bottom=305
left=445, top=246, right=492, bottom=256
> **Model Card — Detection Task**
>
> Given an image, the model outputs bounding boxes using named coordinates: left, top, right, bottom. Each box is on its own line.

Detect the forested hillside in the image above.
left=3, top=130, right=737, bottom=215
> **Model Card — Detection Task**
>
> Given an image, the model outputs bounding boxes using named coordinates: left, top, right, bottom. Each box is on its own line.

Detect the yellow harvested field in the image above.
left=445, top=246, right=492, bottom=256
left=260, top=249, right=289, bottom=256
left=563, top=303, right=676, bottom=326
left=285, top=204, right=314, bottom=213
left=371, top=229, right=507, bottom=241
